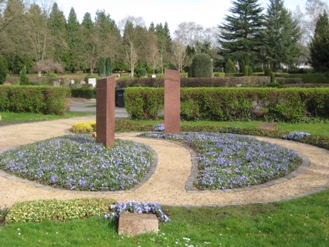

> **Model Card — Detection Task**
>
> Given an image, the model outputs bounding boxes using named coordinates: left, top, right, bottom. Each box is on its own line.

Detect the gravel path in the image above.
left=0, top=117, right=328, bottom=208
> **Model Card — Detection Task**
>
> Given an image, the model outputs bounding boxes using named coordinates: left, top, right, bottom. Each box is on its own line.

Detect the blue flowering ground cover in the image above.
left=142, top=132, right=302, bottom=190
left=0, top=135, right=153, bottom=191
left=283, top=131, right=311, bottom=141
left=105, top=201, right=170, bottom=222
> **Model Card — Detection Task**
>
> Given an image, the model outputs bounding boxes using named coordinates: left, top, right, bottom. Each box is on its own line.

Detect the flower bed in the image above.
left=105, top=201, right=170, bottom=222
left=0, top=135, right=153, bottom=191
left=142, top=132, right=301, bottom=190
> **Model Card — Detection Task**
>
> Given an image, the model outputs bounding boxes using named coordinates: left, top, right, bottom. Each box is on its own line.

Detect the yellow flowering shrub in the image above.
left=6, top=198, right=116, bottom=223
left=71, top=121, right=96, bottom=133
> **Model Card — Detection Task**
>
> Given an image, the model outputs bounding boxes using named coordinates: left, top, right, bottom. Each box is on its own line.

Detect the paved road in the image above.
left=69, top=98, right=129, bottom=119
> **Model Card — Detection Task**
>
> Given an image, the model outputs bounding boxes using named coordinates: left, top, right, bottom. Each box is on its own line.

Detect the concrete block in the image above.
left=118, top=213, right=159, bottom=237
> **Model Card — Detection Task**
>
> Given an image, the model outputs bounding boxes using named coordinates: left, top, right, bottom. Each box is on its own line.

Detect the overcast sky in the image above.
left=54, top=0, right=306, bottom=32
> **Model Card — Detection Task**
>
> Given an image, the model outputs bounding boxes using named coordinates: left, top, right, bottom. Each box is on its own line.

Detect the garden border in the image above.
left=0, top=141, right=159, bottom=194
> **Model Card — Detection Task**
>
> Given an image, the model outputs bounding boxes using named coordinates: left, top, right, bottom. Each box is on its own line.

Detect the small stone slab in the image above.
left=118, top=213, right=158, bottom=237
left=257, top=123, right=278, bottom=131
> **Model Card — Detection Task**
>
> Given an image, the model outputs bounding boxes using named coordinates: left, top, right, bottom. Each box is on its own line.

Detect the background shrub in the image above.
left=264, top=68, right=273, bottom=76
left=124, top=87, right=164, bottom=120
left=0, top=55, right=8, bottom=84
left=225, top=58, right=236, bottom=74
left=189, top=53, right=213, bottom=78
left=0, top=86, right=71, bottom=114
left=213, top=72, right=225, bottom=77
left=243, top=65, right=253, bottom=76
left=116, top=77, right=271, bottom=88
left=71, top=88, right=96, bottom=98
left=19, top=66, right=29, bottom=85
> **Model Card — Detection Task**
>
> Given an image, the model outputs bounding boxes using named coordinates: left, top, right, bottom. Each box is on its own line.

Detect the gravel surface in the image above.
left=0, top=117, right=328, bottom=208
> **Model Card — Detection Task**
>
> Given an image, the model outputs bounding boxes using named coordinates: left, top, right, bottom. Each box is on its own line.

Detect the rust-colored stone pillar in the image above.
left=164, top=69, right=180, bottom=134
left=96, top=76, right=115, bottom=147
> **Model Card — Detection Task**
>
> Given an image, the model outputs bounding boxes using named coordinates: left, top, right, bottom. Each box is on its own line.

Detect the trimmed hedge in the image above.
left=125, top=88, right=329, bottom=122
left=117, top=77, right=271, bottom=88
left=125, top=87, right=164, bottom=120
left=0, top=86, right=71, bottom=115
left=71, top=88, right=96, bottom=99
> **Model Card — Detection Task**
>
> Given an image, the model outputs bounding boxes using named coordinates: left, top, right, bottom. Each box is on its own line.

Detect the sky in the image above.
left=54, top=0, right=306, bottom=33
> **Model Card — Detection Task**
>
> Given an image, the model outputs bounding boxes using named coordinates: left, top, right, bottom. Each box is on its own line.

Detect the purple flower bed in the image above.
left=0, top=135, right=153, bottom=191
left=153, top=124, right=165, bottom=132
left=142, top=132, right=301, bottom=190
left=104, top=201, right=170, bottom=222
left=283, top=131, right=311, bottom=140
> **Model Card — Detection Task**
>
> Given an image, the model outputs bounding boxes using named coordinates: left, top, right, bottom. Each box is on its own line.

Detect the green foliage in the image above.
left=264, top=68, right=273, bottom=76
left=5, top=199, right=115, bottom=224
left=124, top=87, right=329, bottom=122
left=71, top=88, right=96, bottom=98
left=243, top=65, right=253, bottom=76
left=219, top=0, right=264, bottom=69
left=0, top=86, right=71, bottom=115
left=105, top=57, right=112, bottom=76
left=0, top=55, right=8, bottom=84
left=47, top=72, right=58, bottom=78
left=225, top=58, right=236, bottom=74
left=213, top=72, right=225, bottom=77
left=263, top=0, right=301, bottom=70
left=309, top=11, right=329, bottom=72
left=189, top=53, right=213, bottom=78
left=117, top=76, right=270, bottom=88
left=125, top=87, right=164, bottom=120
left=0, top=208, right=9, bottom=225
left=19, top=66, right=29, bottom=85
left=98, top=57, right=106, bottom=76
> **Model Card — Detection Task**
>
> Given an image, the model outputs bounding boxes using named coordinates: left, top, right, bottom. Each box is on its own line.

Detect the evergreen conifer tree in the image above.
left=309, top=11, right=329, bottom=72
left=263, top=0, right=301, bottom=70
left=219, top=0, right=264, bottom=71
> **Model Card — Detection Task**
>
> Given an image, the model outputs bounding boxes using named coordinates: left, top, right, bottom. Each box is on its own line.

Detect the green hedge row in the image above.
left=71, top=88, right=96, bottom=99
left=0, top=86, right=71, bottom=115
left=117, top=77, right=271, bottom=88
left=124, top=88, right=329, bottom=122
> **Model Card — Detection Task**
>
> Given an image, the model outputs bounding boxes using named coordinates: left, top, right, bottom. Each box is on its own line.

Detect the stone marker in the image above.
left=96, top=76, right=115, bottom=147
left=164, top=69, right=180, bottom=134
left=118, top=213, right=159, bottom=237
left=88, top=78, right=97, bottom=87
left=257, top=123, right=278, bottom=131
left=52, top=81, right=60, bottom=87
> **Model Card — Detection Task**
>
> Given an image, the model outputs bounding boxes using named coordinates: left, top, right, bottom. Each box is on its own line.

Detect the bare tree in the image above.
left=123, top=20, right=139, bottom=77
left=121, top=17, right=148, bottom=77
left=175, top=22, right=220, bottom=47
left=146, top=32, right=161, bottom=73
left=171, top=41, right=186, bottom=72
left=293, top=0, right=329, bottom=44
left=25, top=3, right=51, bottom=63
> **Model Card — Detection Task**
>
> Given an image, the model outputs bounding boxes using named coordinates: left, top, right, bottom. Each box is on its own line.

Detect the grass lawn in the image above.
left=0, top=189, right=328, bottom=246
left=0, top=112, right=93, bottom=126
left=128, top=119, right=329, bottom=136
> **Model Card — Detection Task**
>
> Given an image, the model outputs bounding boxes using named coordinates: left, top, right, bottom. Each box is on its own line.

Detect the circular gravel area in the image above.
left=0, top=117, right=328, bottom=207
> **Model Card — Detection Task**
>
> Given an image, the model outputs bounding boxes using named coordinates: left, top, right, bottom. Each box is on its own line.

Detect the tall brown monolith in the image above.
left=164, top=69, right=180, bottom=134
left=96, top=76, right=115, bottom=147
